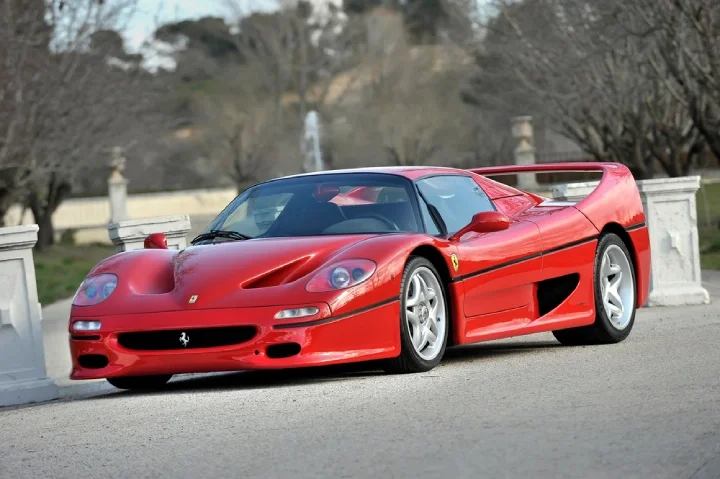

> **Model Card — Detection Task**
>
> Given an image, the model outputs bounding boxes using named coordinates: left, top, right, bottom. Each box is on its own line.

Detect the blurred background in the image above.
left=1, top=0, right=719, bottom=304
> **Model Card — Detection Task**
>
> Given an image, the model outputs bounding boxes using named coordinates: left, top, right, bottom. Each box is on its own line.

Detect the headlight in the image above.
left=72, top=274, right=118, bottom=306
left=306, top=259, right=376, bottom=292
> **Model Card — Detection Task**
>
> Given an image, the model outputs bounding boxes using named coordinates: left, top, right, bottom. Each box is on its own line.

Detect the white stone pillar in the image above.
left=108, top=215, right=192, bottom=252
left=511, top=116, right=540, bottom=191
left=108, top=147, right=129, bottom=224
left=637, top=176, right=709, bottom=306
left=552, top=176, right=710, bottom=307
left=0, top=225, right=59, bottom=407
left=108, top=178, right=129, bottom=223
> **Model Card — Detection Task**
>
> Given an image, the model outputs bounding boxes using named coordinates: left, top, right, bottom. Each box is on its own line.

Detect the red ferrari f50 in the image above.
left=69, top=163, right=650, bottom=390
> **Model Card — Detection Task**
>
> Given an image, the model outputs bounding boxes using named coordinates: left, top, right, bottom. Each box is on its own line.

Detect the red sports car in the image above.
left=68, top=163, right=650, bottom=390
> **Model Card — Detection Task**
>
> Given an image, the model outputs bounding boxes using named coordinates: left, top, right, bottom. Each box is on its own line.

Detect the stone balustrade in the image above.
left=108, top=215, right=192, bottom=252
left=0, top=225, right=59, bottom=407
left=551, top=180, right=600, bottom=202
left=552, top=176, right=710, bottom=306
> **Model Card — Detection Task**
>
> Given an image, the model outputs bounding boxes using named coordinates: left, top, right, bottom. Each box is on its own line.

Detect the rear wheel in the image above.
left=384, top=257, right=449, bottom=373
left=553, top=232, right=637, bottom=346
left=107, top=374, right=173, bottom=390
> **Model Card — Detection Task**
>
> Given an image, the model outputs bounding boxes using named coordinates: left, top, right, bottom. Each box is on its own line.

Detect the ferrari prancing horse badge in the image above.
left=450, top=254, right=459, bottom=272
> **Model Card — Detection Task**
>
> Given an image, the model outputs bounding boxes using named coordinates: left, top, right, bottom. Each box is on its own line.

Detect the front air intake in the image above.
left=117, top=326, right=257, bottom=351
left=265, top=343, right=302, bottom=359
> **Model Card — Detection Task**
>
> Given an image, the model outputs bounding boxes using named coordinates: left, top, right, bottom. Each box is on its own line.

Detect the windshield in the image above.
left=200, top=173, right=424, bottom=241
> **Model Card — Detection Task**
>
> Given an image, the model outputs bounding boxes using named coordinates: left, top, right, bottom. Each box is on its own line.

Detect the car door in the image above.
left=415, top=175, right=543, bottom=337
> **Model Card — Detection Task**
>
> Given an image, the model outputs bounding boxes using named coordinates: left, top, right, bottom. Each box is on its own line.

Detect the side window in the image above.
left=416, top=175, right=495, bottom=235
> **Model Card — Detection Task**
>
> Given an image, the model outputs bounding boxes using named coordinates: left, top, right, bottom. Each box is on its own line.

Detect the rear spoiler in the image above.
left=467, top=161, right=619, bottom=202
left=467, top=161, right=615, bottom=177
left=467, top=161, right=645, bottom=230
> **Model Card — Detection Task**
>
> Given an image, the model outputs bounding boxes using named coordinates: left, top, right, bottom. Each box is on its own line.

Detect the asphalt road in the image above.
left=3, top=289, right=720, bottom=478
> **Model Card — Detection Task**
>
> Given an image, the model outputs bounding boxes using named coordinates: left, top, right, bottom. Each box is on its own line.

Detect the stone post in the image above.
left=551, top=176, right=710, bottom=307
left=511, top=116, right=540, bottom=191
left=0, top=225, right=59, bottom=407
left=108, top=146, right=129, bottom=224
left=637, top=176, right=709, bottom=306
left=108, top=215, right=192, bottom=252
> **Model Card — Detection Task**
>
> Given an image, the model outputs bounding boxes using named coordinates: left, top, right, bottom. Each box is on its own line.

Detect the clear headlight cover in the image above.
left=72, top=274, right=118, bottom=306
left=306, top=259, right=376, bottom=292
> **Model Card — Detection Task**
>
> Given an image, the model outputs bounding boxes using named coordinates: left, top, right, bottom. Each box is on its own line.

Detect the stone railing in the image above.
left=108, top=215, right=192, bottom=252
left=0, top=225, right=59, bottom=407
left=552, top=176, right=710, bottom=306
left=3, top=187, right=233, bottom=245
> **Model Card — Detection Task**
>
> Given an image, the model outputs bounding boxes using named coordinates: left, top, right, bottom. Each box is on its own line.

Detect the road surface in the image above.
left=3, top=278, right=720, bottom=479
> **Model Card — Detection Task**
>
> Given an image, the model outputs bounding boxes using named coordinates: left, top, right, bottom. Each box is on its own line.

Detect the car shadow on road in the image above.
left=87, top=339, right=564, bottom=399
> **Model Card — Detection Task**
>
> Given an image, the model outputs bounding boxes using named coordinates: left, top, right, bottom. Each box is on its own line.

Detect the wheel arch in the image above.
left=599, top=222, right=639, bottom=296
left=407, top=244, right=457, bottom=346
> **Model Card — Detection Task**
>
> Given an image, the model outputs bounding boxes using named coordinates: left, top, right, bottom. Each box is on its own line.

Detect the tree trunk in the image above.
left=29, top=195, right=55, bottom=252
left=35, top=213, right=55, bottom=252
left=627, top=166, right=654, bottom=181
left=0, top=189, right=17, bottom=228
left=689, top=100, right=720, bottom=162
left=28, top=173, right=72, bottom=251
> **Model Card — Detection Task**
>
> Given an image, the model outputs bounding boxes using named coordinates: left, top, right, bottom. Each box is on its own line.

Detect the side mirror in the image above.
left=144, top=233, right=168, bottom=249
left=449, top=211, right=510, bottom=241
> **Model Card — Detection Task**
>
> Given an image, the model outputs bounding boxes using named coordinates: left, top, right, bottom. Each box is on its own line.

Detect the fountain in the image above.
left=301, top=110, right=325, bottom=172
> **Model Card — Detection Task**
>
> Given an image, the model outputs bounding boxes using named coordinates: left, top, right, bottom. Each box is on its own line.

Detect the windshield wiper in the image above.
left=191, top=229, right=253, bottom=244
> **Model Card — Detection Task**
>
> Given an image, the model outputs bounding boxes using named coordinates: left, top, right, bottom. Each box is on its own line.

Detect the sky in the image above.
left=121, top=0, right=490, bottom=54
left=123, top=0, right=242, bottom=51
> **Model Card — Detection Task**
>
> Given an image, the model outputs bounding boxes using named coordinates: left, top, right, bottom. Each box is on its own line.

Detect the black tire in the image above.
left=383, top=256, right=450, bottom=374
left=107, top=374, right=173, bottom=390
left=553, top=232, right=637, bottom=346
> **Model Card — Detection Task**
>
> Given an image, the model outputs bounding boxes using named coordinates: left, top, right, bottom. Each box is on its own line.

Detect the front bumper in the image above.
left=69, top=300, right=401, bottom=380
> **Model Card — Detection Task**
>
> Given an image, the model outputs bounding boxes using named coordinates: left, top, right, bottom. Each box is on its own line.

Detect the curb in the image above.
left=55, top=379, right=117, bottom=400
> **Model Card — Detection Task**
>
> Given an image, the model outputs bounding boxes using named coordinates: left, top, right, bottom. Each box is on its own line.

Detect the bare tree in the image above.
left=192, top=65, right=286, bottom=192
left=223, top=0, right=367, bottom=165
left=618, top=0, right=720, bottom=161
left=26, top=52, right=171, bottom=249
left=0, top=0, right=176, bottom=248
left=333, top=39, right=476, bottom=168
left=0, top=0, right=52, bottom=224
left=466, top=0, right=706, bottom=179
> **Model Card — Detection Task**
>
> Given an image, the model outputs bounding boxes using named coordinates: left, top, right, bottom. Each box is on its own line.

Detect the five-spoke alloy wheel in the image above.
left=553, top=232, right=637, bottom=346
left=385, top=256, right=449, bottom=373
left=599, top=243, right=635, bottom=331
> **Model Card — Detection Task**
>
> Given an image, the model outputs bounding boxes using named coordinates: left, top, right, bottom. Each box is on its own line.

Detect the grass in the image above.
left=697, top=181, right=720, bottom=270
left=34, top=243, right=116, bottom=306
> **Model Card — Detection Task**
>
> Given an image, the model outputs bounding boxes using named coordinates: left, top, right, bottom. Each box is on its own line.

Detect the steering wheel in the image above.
left=355, top=213, right=400, bottom=231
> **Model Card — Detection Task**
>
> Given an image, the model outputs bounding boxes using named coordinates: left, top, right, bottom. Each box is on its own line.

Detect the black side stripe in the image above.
left=450, top=221, right=647, bottom=283
left=544, top=235, right=599, bottom=256
left=451, top=252, right=544, bottom=283
left=272, top=296, right=400, bottom=330
left=272, top=222, right=648, bottom=327
left=626, top=221, right=646, bottom=232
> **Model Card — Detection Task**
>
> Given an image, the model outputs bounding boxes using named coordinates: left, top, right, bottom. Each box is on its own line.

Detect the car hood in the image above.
left=173, top=234, right=374, bottom=293
left=76, top=234, right=378, bottom=315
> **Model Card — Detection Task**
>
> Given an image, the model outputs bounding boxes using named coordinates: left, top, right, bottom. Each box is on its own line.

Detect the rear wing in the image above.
left=467, top=162, right=646, bottom=231
left=468, top=161, right=611, bottom=175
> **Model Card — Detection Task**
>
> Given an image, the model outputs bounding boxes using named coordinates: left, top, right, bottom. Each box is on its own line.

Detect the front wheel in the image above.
left=553, top=232, right=637, bottom=345
left=107, top=374, right=173, bottom=390
left=384, top=257, right=449, bottom=374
